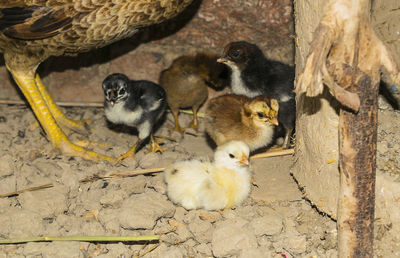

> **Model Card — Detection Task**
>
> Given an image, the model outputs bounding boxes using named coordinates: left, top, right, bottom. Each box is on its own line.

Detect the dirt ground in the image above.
left=0, top=88, right=399, bottom=257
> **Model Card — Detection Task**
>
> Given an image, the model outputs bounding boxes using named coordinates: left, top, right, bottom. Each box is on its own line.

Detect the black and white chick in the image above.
left=218, top=41, right=295, bottom=149
left=102, top=73, right=167, bottom=162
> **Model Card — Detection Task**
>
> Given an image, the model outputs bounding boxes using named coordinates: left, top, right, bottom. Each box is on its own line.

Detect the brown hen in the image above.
left=0, top=0, right=193, bottom=162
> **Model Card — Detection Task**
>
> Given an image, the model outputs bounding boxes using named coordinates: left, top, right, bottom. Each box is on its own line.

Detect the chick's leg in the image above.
left=35, top=74, right=90, bottom=135
left=282, top=128, right=293, bottom=149
left=9, top=68, right=115, bottom=162
left=149, top=134, right=165, bottom=153
left=188, top=106, right=199, bottom=130
left=116, top=122, right=153, bottom=162
left=116, top=139, right=142, bottom=163
left=171, top=109, right=185, bottom=133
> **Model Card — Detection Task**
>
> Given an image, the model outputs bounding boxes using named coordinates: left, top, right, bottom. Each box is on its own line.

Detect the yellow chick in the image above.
left=205, top=94, right=279, bottom=152
left=164, top=141, right=252, bottom=211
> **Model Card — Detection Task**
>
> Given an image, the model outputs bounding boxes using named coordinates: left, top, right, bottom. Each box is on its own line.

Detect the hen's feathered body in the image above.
left=0, top=0, right=193, bottom=66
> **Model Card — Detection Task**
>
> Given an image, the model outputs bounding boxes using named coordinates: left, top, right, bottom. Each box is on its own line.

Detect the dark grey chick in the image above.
left=102, top=73, right=167, bottom=162
left=218, top=41, right=295, bottom=149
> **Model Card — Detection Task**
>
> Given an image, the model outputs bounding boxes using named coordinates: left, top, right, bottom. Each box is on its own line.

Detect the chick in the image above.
left=218, top=41, right=295, bottom=148
left=102, top=73, right=167, bottom=162
left=159, top=52, right=229, bottom=133
left=205, top=94, right=279, bottom=152
left=164, top=140, right=252, bottom=211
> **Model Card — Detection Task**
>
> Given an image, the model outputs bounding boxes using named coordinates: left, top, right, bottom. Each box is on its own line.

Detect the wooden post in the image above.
left=295, top=0, right=400, bottom=256
left=338, top=74, right=377, bottom=257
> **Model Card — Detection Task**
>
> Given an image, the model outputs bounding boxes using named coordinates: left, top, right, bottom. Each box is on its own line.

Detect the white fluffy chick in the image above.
left=164, top=141, right=252, bottom=211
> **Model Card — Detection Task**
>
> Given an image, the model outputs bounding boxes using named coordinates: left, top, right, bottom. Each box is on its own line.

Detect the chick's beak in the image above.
left=269, top=117, right=279, bottom=126
left=110, top=100, right=115, bottom=107
left=217, top=57, right=228, bottom=64
left=237, top=153, right=249, bottom=166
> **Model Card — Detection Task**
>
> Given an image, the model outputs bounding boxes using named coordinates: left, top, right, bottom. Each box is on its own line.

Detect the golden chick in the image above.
left=164, top=140, right=252, bottom=211
left=205, top=94, right=279, bottom=152
left=0, top=0, right=193, bottom=162
left=159, top=52, right=228, bottom=133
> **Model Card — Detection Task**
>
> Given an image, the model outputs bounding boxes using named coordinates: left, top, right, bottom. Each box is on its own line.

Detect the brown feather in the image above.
left=2, top=7, right=73, bottom=40
left=0, top=0, right=194, bottom=69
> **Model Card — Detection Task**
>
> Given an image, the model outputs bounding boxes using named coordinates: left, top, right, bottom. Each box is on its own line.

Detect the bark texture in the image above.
left=338, top=74, right=377, bottom=257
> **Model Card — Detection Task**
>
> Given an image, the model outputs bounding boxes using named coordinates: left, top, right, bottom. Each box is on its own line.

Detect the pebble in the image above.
left=138, top=152, right=161, bottom=168
left=188, top=218, right=213, bottom=243
left=18, top=186, right=69, bottom=217
left=250, top=214, right=283, bottom=236
left=0, top=154, right=13, bottom=177
left=211, top=219, right=257, bottom=257
left=117, top=191, right=175, bottom=230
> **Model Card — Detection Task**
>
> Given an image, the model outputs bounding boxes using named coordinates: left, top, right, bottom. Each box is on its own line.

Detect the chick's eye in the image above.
left=257, top=112, right=264, bottom=118
left=119, top=88, right=126, bottom=95
left=231, top=50, right=240, bottom=58
left=229, top=153, right=235, bottom=159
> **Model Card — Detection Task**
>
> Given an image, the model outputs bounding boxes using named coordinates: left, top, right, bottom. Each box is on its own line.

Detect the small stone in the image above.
left=211, top=219, right=257, bottom=257
left=239, top=248, right=267, bottom=258
left=199, top=211, right=222, bottom=223
left=97, top=209, right=121, bottom=234
left=138, top=152, right=161, bottom=168
left=150, top=243, right=186, bottom=258
left=118, top=191, right=175, bottom=230
left=40, top=241, right=81, bottom=257
left=236, top=205, right=257, bottom=220
left=170, top=219, right=193, bottom=242
left=18, top=186, right=68, bottom=217
left=0, top=154, right=13, bottom=177
left=119, top=156, right=138, bottom=168
left=174, top=207, right=187, bottom=222
left=250, top=214, right=283, bottom=236
left=98, top=242, right=131, bottom=257
left=286, top=234, right=307, bottom=254
left=100, top=189, right=126, bottom=206
left=0, top=208, right=44, bottom=238
left=147, top=173, right=166, bottom=194
left=24, top=242, right=49, bottom=257
left=0, top=175, right=16, bottom=194
left=188, top=218, right=213, bottom=243
left=119, top=175, right=147, bottom=194
left=196, top=243, right=213, bottom=256
left=378, top=96, right=389, bottom=110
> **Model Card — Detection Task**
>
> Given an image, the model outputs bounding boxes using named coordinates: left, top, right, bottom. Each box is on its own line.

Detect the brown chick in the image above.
left=159, top=52, right=229, bottom=133
left=0, top=0, right=193, bottom=162
left=205, top=94, right=279, bottom=152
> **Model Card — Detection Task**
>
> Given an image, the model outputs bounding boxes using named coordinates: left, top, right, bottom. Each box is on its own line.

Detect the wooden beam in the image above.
left=338, top=74, right=377, bottom=257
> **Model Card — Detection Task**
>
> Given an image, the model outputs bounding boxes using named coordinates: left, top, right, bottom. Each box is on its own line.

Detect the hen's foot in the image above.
left=35, top=74, right=91, bottom=135
left=9, top=68, right=114, bottom=162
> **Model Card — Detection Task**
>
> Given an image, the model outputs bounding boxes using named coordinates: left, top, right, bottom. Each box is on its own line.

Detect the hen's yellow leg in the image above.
left=9, top=69, right=115, bottom=162
left=35, top=74, right=90, bottom=134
